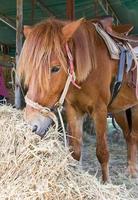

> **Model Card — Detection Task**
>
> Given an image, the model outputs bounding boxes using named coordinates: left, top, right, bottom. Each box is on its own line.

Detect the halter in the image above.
left=25, top=43, right=80, bottom=147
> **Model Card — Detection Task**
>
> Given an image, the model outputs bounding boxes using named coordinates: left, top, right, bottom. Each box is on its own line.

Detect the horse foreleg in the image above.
left=66, top=103, right=83, bottom=161
left=93, top=105, right=109, bottom=182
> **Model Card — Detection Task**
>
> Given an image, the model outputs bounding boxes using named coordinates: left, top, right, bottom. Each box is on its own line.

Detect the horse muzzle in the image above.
left=30, top=115, right=53, bottom=138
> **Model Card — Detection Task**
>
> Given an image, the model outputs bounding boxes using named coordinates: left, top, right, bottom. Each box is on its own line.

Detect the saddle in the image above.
left=91, top=16, right=138, bottom=102
left=92, top=16, right=138, bottom=43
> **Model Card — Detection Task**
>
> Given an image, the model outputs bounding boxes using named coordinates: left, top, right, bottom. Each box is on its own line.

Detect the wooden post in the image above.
left=66, top=0, right=75, bottom=20
left=15, top=0, right=24, bottom=109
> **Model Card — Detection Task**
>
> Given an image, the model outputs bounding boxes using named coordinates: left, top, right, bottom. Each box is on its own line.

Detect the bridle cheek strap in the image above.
left=65, top=43, right=81, bottom=89
left=56, top=75, right=72, bottom=108
left=55, top=43, right=81, bottom=108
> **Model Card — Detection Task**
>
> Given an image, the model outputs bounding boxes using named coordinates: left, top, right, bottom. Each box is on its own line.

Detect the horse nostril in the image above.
left=32, top=125, right=38, bottom=132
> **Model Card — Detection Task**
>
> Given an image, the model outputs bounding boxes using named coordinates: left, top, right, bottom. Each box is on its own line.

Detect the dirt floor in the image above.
left=82, top=118, right=138, bottom=199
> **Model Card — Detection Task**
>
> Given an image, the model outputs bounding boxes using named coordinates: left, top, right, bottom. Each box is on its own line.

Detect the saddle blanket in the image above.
left=93, top=23, right=120, bottom=59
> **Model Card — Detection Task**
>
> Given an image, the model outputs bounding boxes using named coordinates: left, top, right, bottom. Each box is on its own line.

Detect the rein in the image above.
left=25, top=43, right=80, bottom=147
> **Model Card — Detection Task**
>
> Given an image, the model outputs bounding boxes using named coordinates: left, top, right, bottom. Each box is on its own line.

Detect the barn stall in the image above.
left=0, top=0, right=138, bottom=199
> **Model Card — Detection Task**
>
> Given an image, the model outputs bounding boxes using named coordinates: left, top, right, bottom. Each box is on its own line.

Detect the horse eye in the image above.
left=51, top=66, right=60, bottom=73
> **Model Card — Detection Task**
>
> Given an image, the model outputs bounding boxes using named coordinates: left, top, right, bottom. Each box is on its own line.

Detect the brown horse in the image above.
left=18, top=17, right=138, bottom=182
left=114, top=106, right=138, bottom=177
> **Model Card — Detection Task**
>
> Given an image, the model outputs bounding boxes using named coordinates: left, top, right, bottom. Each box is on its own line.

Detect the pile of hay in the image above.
left=0, top=105, right=135, bottom=200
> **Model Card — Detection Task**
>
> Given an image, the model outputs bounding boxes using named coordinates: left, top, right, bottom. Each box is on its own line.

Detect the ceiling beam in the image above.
left=36, top=0, right=55, bottom=17
left=0, top=12, right=16, bottom=30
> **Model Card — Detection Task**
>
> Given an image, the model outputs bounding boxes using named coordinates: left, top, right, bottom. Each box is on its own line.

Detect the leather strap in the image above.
left=109, top=46, right=126, bottom=105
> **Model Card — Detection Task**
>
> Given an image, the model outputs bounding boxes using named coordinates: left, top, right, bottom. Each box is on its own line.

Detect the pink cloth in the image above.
left=0, top=66, right=8, bottom=97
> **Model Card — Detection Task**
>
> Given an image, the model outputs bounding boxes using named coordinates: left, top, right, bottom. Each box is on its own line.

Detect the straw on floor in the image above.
left=0, top=105, right=135, bottom=200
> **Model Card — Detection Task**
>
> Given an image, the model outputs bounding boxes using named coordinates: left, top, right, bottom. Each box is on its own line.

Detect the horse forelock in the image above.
left=18, top=19, right=68, bottom=92
left=18, top=18, right=97, bottom=92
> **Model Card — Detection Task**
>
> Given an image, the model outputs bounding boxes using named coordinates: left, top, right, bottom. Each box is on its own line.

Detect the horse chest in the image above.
left=66, top=89, right=94, bottom=113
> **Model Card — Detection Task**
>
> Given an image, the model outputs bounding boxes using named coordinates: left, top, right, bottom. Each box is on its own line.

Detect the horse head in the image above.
left=18, top=18, right=86, bottom=137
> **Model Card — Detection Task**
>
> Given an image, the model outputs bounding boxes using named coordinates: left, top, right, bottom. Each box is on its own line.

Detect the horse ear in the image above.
left=62, top=18, right=84, bottom=41
left=23, top=25, right=33, bottom=38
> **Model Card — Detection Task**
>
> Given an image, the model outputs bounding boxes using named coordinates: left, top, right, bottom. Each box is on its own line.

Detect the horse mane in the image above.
left=72, top=20, right=97, bottom=81
left=18, top=18, right=97, bottom=91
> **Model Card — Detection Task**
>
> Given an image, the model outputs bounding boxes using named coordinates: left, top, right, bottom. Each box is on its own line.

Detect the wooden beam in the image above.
left=36, top=0, right=55, bottom=16
left=15, top=0, right=24, bottom=109
left=66, top=0, right=75, bottom=20
left=0, top=13, right=16, bottom=30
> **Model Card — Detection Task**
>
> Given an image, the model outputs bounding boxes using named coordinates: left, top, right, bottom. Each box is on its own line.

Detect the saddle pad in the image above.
left=93, top=23, right=120, bottom=60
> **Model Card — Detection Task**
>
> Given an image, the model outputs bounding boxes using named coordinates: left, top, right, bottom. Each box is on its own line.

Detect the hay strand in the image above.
left=0, top=105, right=135, bottom=200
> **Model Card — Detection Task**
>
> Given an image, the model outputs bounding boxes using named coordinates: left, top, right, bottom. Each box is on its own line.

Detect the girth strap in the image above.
left=109, top=46, right=126, bottom=105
